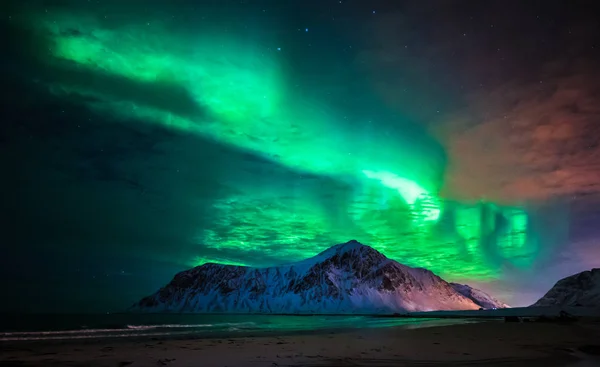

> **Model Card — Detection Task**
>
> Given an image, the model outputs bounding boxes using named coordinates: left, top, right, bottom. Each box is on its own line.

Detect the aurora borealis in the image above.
left=2, top=0, right=599, bottom=312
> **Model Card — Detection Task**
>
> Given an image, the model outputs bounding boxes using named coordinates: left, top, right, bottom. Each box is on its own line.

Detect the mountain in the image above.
left=450, top=283, right=509, bottom=309
left=132, top=240, right=506, bottom=314
left=532, top=268, right=600, bottom=307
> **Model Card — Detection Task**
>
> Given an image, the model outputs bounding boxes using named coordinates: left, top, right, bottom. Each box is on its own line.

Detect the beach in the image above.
left=2, top=320, right=600, bottom=367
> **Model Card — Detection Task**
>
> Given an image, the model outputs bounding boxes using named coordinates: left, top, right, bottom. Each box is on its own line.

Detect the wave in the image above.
left=0, top=328, right=138, bottom=336
left=0, top=331, right=193, bottom=342
left=125, top=323, right=213, bottom=330
left=0, top=321, right=258, bottom=341
left=125, top=322, right=255, bottom=330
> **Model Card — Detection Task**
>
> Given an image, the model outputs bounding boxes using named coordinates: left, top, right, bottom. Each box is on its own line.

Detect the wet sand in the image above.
left=2, top=321, right=600, bottom=366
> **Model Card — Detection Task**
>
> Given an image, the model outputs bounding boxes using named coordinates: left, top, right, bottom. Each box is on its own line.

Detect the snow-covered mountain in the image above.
left=131, top=240, right=506, bottom=314
left=532, top=268, right=600, bottom=307
left=450, top=283, right=509, bottom=309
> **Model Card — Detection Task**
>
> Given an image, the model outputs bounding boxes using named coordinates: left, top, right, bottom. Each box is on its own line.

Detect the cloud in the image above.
left=358, top=5, right=600, bottom=204
left=439, top=59, right=600, bottom=203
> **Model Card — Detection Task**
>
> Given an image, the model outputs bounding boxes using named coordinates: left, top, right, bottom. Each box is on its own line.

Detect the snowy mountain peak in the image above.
left=338, top=239, right=362, bottom=247
left=324, top=239, right=367, bottom=253
left=308, top=240, right=387, bottom=262
left=131, top=241, right=508, bottom=314
left=532, top=268, right=600, bottom=307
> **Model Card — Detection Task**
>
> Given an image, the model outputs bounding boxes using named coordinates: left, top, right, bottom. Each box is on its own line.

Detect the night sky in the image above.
left=2, top=0, right=600, bottom=313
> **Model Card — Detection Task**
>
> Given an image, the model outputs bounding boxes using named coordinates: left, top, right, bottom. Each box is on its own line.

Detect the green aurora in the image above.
left=16, top=7, right=539, bottom=281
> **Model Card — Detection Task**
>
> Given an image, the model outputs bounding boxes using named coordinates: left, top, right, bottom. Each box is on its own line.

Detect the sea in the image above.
left=0, top=313, right=475, bottom=342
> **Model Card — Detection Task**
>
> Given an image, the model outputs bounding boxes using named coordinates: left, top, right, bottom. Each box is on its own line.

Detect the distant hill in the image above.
left=532, top=268, right=600, bottom=307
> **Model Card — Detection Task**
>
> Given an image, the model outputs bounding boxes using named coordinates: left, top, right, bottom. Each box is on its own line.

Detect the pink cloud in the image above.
left=357, top=8, right=600, bottom=204
left=438, top=60, right=600, bottom=203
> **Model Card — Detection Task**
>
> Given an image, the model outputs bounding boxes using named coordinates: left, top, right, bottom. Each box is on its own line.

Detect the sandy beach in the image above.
left=2, top=320, right=600, bottom=367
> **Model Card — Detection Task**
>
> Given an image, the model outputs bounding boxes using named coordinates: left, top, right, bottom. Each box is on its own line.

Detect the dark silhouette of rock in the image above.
left=532, top=269, right=600, bottom=307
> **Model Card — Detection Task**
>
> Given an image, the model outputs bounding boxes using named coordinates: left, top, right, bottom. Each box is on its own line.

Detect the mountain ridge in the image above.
left=450, top=283, right=510, bottom=309
left=131, top=240, right=508, bottom=313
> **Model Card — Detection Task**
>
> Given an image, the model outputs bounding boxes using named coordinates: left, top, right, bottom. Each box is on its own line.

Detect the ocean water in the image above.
left=0, top=313, right=473, bottom=342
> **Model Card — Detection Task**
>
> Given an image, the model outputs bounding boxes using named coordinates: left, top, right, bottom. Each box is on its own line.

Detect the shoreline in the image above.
left=2, top=320, right=600, bottom=366
left=4, top=305, right=598, bottom=319
left=0, top=317, right=481, bottom=344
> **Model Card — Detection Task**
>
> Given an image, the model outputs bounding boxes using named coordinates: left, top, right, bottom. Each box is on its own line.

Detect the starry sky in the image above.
left=2, top=0, right=599, bottom=313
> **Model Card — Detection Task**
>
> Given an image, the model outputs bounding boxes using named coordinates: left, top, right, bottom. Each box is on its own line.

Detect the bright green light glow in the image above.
left=192, top=256, right=247, bottom=268
left=50, top=23, right=283, bottom=124
left=39, top=16, right=434, bottom=186
left=497, top=208, right=532, bottom=268
left=362, top=170, right=442, bottom=222
left=362, top=170, right=430, bottom=205
left=194, top=189, right=534, bottom=280
left=415, top=195, right=442, bottom=222
left=25, top=9, right=542, bottom=282
left=455, top=206, right=482, bottom=256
